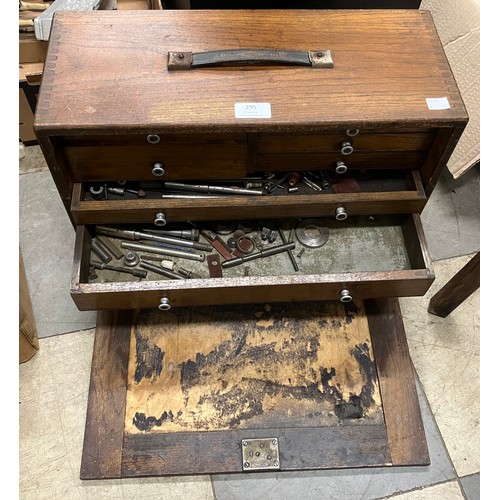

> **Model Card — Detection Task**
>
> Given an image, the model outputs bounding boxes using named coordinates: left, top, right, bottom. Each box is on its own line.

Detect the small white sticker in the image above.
left=426, top=97, right=450, bottom=110
left=235, top=103, right=272, bottom=119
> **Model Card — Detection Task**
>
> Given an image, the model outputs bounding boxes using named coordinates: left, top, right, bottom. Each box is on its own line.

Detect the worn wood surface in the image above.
left=366, top=298, right=429, bottom=465
left=124, top=302, right=382, bottom=434
left=70, top=188, right=427, bottom=225
left=80, top=298, right=429, bottom=477
left=80, top=310, right=134, bottom=479
left=35, top=10, right=466, bottom=135
left=119, top=300, right=392, bottom=475
left=428, top=252, right=480, bottom=318
left=19, top=248, right=39, bottom=363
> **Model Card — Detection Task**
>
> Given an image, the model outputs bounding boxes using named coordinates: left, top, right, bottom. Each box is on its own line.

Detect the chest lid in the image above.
left=34, top=9, right=467, bottom=135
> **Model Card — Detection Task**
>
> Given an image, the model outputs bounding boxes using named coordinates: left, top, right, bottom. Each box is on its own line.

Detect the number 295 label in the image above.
left=235, top=102, right=272, bottom=119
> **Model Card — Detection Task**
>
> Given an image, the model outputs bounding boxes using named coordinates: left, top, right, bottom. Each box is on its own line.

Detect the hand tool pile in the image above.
left=88, top=218, right=333, bottom=282
left=85, top=169, right=359, bottom=200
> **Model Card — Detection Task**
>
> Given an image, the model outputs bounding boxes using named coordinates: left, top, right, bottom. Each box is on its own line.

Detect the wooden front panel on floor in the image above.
left=81, top=299, right=429, bottom=478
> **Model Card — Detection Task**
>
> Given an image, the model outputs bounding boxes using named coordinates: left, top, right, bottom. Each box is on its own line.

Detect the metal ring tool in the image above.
left=295, top=219, right=330, bottom=248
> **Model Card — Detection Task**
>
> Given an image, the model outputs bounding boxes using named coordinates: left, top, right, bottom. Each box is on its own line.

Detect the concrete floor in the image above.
left=19, top=145, right=480, bottom=499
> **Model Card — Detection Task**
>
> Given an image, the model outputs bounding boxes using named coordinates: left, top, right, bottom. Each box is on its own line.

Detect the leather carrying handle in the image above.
left=167, top=49, right=334, bottom=70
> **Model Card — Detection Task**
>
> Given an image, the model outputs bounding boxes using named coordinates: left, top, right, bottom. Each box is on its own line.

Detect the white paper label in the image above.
left=426, top=97, right=450, bottom=110
left=235, top=103, right=272, bottom=119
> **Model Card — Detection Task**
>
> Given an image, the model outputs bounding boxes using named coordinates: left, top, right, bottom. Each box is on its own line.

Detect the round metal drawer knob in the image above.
left=335, top=207, right=348, bottom=221
left=147, top=134, right=161, bottom=144
left=154, top=212, right=167, bottom=226
left=340, top=289, right=352, bottom=303
left=340, top=141, right=354, bottom=155
left=346, top=128, right=359, bottom=137
left=335, top=161, right=348, bottom=174
left=152, top=162, right=165, bottom=176
left=158, top=297, right=171, bottom=311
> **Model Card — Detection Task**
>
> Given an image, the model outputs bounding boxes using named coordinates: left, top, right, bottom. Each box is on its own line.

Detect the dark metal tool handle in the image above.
left=167, top=49, right=334, bottom=70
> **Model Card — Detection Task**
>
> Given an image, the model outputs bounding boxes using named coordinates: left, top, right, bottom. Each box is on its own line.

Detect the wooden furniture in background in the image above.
left=428, top=252, right=480, bottom=318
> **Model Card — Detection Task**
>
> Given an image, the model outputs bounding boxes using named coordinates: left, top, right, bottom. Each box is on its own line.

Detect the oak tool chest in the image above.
left=34, top=9, right=467, bottom=478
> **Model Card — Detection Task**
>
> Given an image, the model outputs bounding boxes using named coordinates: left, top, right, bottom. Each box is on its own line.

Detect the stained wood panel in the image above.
left=124, top=302, right=383, bottom=435
left=80, top=299, right=429, bottom=478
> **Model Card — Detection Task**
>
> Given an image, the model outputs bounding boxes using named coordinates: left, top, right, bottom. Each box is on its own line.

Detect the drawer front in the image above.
left=257, top=130, right=435, bottom=172
left=71, top=171, right=427, bottom=225
left=71, top=214, right=434, bottom=311
left=60, top=134, right=248, bottom=181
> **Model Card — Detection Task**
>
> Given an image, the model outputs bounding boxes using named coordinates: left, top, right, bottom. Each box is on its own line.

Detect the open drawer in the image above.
left=71, top=213, right=434, bottom=311
left=70, top=170, right=427, bottom=225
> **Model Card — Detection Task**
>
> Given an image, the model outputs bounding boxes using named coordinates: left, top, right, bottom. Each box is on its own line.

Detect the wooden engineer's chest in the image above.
left=34, top=9, right=467, bottom=478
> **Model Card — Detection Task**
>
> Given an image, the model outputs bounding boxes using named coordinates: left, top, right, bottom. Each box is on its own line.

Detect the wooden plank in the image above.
left=80, top=310, right=134, bottom=479
left=366, top=298, right=430, bottom=465
left=121, top=425, right=390, bottom=476
left=428, top=252, right=480, bottom=318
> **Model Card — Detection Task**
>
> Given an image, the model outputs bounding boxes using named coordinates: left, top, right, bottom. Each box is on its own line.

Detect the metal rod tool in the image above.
left=95, top=226, right=212, bottom=252
left=139, top=261, right=184, bottom=280
left=90, top=261, right=147, bottom=278
left=221, top=242, right=296, bottom=269
left=121, top=242, right=205, bottom=262
left=163, top=181, right=263, bottom=196
left=278, top=228, right=299, bottom=272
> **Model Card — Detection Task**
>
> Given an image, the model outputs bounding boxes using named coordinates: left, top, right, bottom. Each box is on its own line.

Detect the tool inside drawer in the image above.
left=79, top=214, right=429, bottom=285
left=80, top=169, right=423, bottom=200
left=71, top=170, right=427, bottom=225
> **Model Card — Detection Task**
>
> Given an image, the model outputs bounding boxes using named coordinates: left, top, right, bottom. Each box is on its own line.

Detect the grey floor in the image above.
left=19, top=145, right=480, bottom=499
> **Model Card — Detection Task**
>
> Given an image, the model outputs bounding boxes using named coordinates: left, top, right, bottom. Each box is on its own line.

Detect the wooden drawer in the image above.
left=256, top=129, right=435, bottom=172
left=70, top=213, right=433, bottom=311
left=59, top=134, right=248, bottom=182
left=71, top=170, right=427, bottom=225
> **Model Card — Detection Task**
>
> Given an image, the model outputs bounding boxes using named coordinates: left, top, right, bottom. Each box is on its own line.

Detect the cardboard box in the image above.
left=421, top=0, right=480, bottom=178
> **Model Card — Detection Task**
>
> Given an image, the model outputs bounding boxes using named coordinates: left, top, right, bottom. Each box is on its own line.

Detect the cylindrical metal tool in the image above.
left=90, top=261, right=147, bottom=278
left=95, top=226, right=211, bottom=252
left=144, top=228, right=200, bottom=241
left=164, top=181, right=263, bottom=196
left=221, top=242, right=295, bottom=269
left=91, top=239, right=112, bottom=263
left=121, top=242, right=205, bottom=262
left=278, top=228, right=299, bottom=272
left=95, top=236, right=124, bottom=259
left=139, top=261, right=184, bottom=279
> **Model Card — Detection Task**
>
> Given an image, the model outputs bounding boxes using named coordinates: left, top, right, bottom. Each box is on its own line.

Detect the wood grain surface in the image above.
left=34, top=10, right=467, bottom=135
left=80, top=310, right=135, bottom=479
left=124, top=301, right=383, bottom=434
left=366, top=298, right=429, bottom=465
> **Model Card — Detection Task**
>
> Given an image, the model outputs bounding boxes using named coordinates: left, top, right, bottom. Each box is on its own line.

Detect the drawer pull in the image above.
left=154, top=212, right=167, bottom=226
left=335, top=161, right=348, bottom=174
left=167, top=49, right=334, bottom=70
left=340, top=141, right=354, bottom=155
left=152, top=163, right=165, bottom=176
left=346, top=129, right=359, bottom=137
left=147, top=134, right=161, bottom=144
left=340, top=289, right=352, bottom=303
left=335, top=207, right=348, bottom=221
left=158, top=297, right=171, bottom=311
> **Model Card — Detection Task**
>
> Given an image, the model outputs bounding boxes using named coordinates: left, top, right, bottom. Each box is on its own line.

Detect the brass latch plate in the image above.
left=242, top=438, right=280, bottom=471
